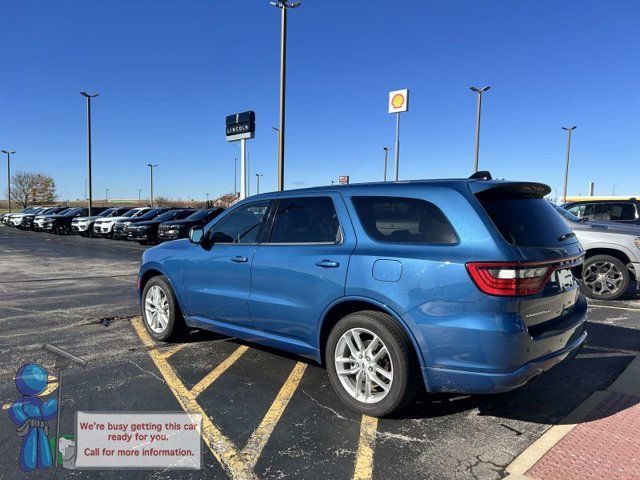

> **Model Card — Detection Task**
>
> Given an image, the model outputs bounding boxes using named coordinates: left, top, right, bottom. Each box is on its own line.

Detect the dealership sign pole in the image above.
left=226, top=111, right=256, bottom=200
left=388, top=89, right=408, bottom=181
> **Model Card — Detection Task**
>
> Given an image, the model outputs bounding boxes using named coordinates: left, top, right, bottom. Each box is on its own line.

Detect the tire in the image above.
left=141, top=275, right=187, bottom=341
left=325, top=310, right=419, bottom=417
left=56, top=224, right=70, bottom=235
left=582, top=254, right=630, bottom=300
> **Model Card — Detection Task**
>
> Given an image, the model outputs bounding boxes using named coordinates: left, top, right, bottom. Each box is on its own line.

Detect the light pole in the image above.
left=382, top=147, right=390, bottom=182
left=470, top=86, right=490, bottom=173
left=138, top=188, right=142, bottom=204
left=613, top=183, right=619, bottom=196
left=147, top=163, right=158, bottom=207
left=2, top=150, right=15, bottom=212
left=106, top=188, right=109, bottom=204
left=271, top=0, right=301, bottom=192
left=80, top=92, right=99, bottom=216
left=561, top=126, right=577, bottom=203
left=255, top=173, right=264, bottom=195
left=272, top=126, right=280, bottom=162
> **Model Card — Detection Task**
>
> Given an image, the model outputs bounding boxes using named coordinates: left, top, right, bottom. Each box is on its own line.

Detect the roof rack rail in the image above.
left=469, top=170, right=492, bottom=180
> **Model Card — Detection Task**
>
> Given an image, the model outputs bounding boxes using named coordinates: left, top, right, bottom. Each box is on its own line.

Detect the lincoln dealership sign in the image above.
left=226, top=111, right=255, bottom=142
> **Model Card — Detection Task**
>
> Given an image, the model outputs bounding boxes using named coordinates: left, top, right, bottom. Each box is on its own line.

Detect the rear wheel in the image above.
left=326, top=311, right=419, bottom=417
left=582, top=254, right=630, bottom=300
left=142, top=276, right=187, bottom=341
left=56, top=224, right=70, bottom=235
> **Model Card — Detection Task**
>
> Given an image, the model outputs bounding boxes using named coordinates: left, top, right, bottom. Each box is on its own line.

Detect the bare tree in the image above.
left=9, top=171, right=57, bottom=208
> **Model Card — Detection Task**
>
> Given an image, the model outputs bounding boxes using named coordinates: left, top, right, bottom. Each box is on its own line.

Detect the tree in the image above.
left=213, top=193, right=238, bottom=208
left=9, top=171, right=57, bottom=208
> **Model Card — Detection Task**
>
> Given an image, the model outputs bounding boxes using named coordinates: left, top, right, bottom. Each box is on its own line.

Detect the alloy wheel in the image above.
left=334, top=328, right=393, bottom=404
left=583, top=260, right=624, bottom=297
left=144, top=285, right=170, bottom=333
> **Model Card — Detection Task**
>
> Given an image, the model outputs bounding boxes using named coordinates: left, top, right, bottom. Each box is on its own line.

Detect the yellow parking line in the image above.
left=242, top=362, right=307, bottom=467
left=157, top=343, right=188, bottom=360
left=353, top=415, right=378, bottom=480
left=190, top=345, right=249, bottom=397
left=132, top=318, right=256, bottom=480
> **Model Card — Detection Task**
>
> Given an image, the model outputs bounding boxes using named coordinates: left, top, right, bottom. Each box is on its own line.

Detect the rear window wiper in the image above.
left=558, top=232, right=575, bottom=241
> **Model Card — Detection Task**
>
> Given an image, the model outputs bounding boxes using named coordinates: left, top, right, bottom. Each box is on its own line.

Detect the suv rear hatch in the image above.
left=469, top=181, right=585, bottom=336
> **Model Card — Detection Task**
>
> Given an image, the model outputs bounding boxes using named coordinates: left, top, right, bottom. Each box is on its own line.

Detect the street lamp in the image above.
left=470, top=86, right=490, bottom=173
left=106, top=188, right=109, bottom=204
left=561, top=126, right=577, bottom=203
left=80, top=92, right=99, bottom=216
left=270, top=0, right=301, bottom=191
left=138, top=188, right=142, bottom=204
left=2, top=150, right=15, bottom=212
left=255, top=173, right=264, bottom=195
left=147, top=163, right=159, bottom=207
left=382, top=147, right=390, bottom=182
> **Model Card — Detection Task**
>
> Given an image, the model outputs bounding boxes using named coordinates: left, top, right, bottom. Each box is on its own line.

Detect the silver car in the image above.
left=555, top=204, right=640, bottom=300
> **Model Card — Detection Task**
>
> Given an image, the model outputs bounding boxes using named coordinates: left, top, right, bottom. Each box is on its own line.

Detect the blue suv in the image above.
left=138, top=176, right=588, bottom=416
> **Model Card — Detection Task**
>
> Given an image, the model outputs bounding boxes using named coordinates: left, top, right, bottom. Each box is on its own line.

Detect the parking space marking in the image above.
left=589, top=304, right=640, bottom=312
left=157, top=343, right=189, bottom=360
left=133, top=318, right=256, bottom=479
left=190, top=345, right=249, bottom=397
left=242, top=361, right=307, bottom=468
left=353, top=415, right=378, bottom=480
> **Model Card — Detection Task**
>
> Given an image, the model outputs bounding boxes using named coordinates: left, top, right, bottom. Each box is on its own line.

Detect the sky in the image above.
left=1, top=0, right=639, bottom=201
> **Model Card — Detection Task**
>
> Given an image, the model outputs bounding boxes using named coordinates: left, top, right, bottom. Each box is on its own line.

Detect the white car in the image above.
left=93, top=207, right=151, bottom=238
left=71, top=207, right=131, bottom=236
left=8, top=207, right=47, bottom=227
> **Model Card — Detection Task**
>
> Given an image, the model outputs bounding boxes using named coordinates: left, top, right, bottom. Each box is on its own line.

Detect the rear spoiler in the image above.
left=469, top=181, right=551, bottom=198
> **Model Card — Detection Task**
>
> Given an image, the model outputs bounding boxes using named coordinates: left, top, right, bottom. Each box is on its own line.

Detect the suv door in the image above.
left=248, top=194, right=356, bottom=351
left=182, top=200, right=270, bottom=327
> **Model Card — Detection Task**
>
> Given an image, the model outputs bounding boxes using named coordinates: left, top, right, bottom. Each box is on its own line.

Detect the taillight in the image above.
left=466, top=262, right=552, bottom=296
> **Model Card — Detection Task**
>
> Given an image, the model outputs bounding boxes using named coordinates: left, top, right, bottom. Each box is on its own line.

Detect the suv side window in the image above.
left=567, top=203, right=595, bottom=219
left=352, top=196, right=457, bottom=244
left=209, top=201, right=269, bottom=244
left=268, top=197, right=341, bottom=243
left=607, top=203, right=637, bottom=221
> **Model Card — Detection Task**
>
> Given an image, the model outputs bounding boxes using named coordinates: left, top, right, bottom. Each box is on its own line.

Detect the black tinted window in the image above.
left=477, top=195, right=574, bottom=247
left=210, top=201, right=269, bottom=244
left=269, top=197, right=340, bottom=243
left=351, top=196, right=457, bottom=244
left=597, top=203, right=636, bottom=221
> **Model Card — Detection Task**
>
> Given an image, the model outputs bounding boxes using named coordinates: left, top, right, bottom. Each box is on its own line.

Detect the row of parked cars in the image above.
left=1, top=205, right=224, bottom=245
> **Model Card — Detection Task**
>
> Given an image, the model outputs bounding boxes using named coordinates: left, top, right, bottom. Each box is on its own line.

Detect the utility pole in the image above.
left=106, top=188, right=109, bottom=204
left=234, top=157, right=238, bottom=197
left=80, top=92, right=99, bottom=216
left=2, top=150, right=15, bottom=212
left=255, top=173, right=264, bottom=195
left=383, top=147, right=390, bottom=182
left=561, top=126, right=577, bottom=203
left=148, top=163, right=158, bottom=207
left=470, top=86, right=490, bottom=173
left=138, top=188, right=142, bottom=204
left=271, top=0, right=301, bottom=191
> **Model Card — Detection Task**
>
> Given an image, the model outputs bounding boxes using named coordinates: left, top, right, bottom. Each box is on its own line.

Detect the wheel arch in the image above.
left=138, top=265, right=188, bottom=318
left=585, top=247, right=635, bottom=280
left=316, top=297, right=426, bottom=370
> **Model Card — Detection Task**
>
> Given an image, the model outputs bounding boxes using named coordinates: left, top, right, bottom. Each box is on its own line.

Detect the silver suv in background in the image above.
left=93, top=207, right=151, bottom=238
left=555, top=205, right=640, bottom=300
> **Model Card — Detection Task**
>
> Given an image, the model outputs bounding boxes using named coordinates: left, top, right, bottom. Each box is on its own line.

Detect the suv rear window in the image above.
left=476, top=195, right=574, bottom=247
left=351, top=196, right=457, bottom=244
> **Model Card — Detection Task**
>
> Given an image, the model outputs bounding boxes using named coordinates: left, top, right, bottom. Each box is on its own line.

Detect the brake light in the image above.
left=466, top=262, right=552, bottom=296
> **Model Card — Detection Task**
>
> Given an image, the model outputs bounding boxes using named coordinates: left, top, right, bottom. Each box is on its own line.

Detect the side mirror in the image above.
left=189, top=227, right=204, bottom=244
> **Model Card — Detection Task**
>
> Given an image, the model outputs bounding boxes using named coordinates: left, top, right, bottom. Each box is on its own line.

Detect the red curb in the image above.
left=527, top=392, right=640, bottom=480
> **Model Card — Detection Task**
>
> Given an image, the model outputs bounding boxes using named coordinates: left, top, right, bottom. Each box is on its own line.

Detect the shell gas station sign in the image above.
left=388, top=88, right=409, bottom=114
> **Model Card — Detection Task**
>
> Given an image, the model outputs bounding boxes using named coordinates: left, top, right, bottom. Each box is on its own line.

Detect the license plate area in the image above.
left=554, top=268, right=574, bottom=291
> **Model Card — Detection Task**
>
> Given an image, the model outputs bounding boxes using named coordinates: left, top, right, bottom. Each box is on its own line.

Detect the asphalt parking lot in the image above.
left=1, top=226, right=640, bottom=480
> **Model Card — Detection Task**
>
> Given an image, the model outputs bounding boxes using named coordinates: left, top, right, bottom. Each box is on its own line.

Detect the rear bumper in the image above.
left=422, top=328, right=586, bottom=393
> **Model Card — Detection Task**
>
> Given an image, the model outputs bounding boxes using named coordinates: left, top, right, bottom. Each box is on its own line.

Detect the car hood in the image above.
left=129, top=220, right=161, bottom=227
left=96, top=216, right=131, bottom=223
left=73, top=215, right=102, bottom=222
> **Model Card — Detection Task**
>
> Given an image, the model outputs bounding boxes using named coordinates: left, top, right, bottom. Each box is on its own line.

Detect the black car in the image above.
left=43, top=207, right=107, bottom=235
left=112, top=208, right=174, bottom=239
left=157, top=208, right=224, bottom=243
left=562, top=198, right=640, bottom=225
left=127, top=209, right=198, bottom=245
left=19, top=207, right=66, bottom=230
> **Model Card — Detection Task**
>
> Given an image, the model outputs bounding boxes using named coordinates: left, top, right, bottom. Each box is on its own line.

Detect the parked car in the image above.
left=44, top=208, right=107, bottom=234
left=93, top=207, right=151, bottom=238
left=7, top=207, right=48, bottom=227
left=157, top=208, right=225, bottom=243
left=19, top=207, right=67, bottom=230
left=34, top=208, right=74, bottom=231
left=72, top=207, right=131, bottom=236
left=2, top=207, right=36, bottom=225
left=562, top=198, right=640, bottom=226
left=138, top=175, right=587, bottom=416
left=126, top=209, right=197, bottom=245
left=554, top=204, right=640, bottom=300
left=113, top=208, right=174, bottom=240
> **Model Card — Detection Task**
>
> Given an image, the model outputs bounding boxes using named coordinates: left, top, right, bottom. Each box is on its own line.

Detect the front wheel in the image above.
left=326, top=311, right=419, bottom=417
left=582, top=254, right=630, bottom=300
left=142, top=276, right=186, bottom=341
left=56, top=224, right=70, bottom=235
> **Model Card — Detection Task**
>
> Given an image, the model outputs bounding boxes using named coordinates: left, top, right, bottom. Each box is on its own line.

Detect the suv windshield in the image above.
left=97, top=208, right=117, bottom=217
left=552, top=203, right=581, bottom=222
left=186, top=210, right=211, bottom=221
left=122, top=209, right=144, bottom=217
left=476, top=194, right=575, bottom=247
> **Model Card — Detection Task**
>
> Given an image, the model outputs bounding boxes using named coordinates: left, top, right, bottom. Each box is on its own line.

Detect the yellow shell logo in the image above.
left=391, top=93, right=405, bottom=109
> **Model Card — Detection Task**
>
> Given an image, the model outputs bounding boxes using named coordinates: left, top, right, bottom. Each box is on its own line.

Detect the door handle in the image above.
left=316, top=259, right=339, bottom=268
left=231, top=256, right=248, bottom=263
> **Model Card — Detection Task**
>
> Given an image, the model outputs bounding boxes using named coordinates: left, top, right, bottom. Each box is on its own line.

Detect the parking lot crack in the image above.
left=298, top=388, right=351, bottom=422
left=124, top=358, right=166, bottom=384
